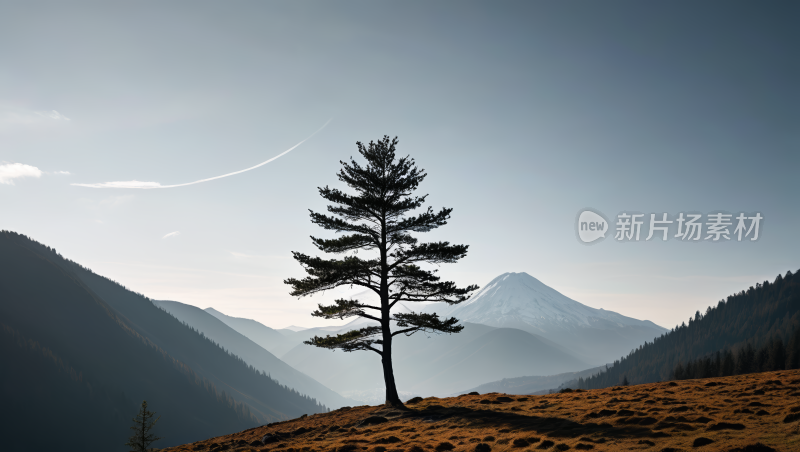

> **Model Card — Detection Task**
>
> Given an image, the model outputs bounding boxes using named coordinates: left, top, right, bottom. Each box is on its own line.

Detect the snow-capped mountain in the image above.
left=426, top=272, right=662, bottom=332
left=423, top=272, right=667, bottom=365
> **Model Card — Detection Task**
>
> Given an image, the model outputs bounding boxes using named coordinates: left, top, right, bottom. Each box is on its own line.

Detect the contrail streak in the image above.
left=73, top=118, right=332, bottom=189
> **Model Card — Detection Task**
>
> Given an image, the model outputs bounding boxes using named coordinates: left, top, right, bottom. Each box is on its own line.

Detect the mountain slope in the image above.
left=0, top=231, right=259, bottom=450
left=424, top=272, right=667, bottom=364
left=47, top=253, right=328, bottom=421
left=154, top=300, right=354, bottom=408
left=0, top=231, right=328, bottom=451
left=205, top=307, right=298, bottom=357
left=575, top=269, right=800, bottom=389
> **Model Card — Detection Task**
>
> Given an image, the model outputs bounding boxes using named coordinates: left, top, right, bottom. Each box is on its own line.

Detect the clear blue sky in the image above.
left=2, top=1, right=797, bottom=330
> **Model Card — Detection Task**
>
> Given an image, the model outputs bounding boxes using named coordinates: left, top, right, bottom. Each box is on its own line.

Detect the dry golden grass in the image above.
left=163, top=369, right=800, bottom=452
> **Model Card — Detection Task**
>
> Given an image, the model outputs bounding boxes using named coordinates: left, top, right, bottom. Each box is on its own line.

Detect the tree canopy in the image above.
left=285, top=136, right=477, bottom=405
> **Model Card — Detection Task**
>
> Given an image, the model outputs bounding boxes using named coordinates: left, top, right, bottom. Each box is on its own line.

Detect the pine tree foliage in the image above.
left=285, top=136, right=478, bottom=405
left=671, top=333, right=796, bottom=380
left=126, top=400, right=162, bottom=452
left=570, top=269, right=800, bottom=389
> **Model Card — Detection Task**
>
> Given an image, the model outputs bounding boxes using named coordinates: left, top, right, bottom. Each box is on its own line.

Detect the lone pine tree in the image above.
left=285, top=136, right=478, bottom=407
left=125, top=401, right=162, bottom=452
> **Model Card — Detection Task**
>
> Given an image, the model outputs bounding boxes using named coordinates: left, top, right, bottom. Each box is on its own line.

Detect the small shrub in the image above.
left=692, top=437, right=714, bottom=447
left=784, top=413, right=800, bottom=423
left=511, top=438, right=528, bottom=447
left=707, top=422, right=746, bottom=431
left=359, top=416, right=389, bottom=427
left=373, top=436, right=402, bottom=444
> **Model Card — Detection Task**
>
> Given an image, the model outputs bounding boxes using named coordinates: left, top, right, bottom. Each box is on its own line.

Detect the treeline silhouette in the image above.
left=672, top=334, right=798, bottom=380
left=0, top=231, right=327, bottom=451
left=569, top=269, right=800, bottom=389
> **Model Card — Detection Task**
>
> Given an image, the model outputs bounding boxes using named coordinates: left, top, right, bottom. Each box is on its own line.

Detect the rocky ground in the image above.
left=162, top=369, right=800, bottom=452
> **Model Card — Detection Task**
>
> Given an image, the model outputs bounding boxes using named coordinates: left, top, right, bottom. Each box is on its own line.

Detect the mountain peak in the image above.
left=427, top=272, right=664, bottom=333
left=423, top=271, right=666, bottom=364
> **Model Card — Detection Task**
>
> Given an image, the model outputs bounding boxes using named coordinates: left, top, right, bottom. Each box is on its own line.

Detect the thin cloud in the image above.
left=87, top=181, right=162, bottom=189
left=53, top=170, right=71, bottom=175
left=39, top=110, right=70, bottom=121
left=0, top=163, right=43, bottom=185
left=0, top=108, right=71, bottom=128
left=162, top=231, right=181, bottom=239
left=73, top=118, right=332, bottom=189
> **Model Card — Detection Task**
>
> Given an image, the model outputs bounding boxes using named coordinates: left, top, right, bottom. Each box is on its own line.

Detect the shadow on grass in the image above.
left=386, top=405, right=673, bottom=441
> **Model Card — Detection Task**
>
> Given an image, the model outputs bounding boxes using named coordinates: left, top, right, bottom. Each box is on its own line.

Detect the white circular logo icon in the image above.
left=577, top=209, right=608, bottom=244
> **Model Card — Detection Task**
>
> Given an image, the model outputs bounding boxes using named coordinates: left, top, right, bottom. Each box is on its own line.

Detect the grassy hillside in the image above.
left=162, top=369, right=800, bottom=452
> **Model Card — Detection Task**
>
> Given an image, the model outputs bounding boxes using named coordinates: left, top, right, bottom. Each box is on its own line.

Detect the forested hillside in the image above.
left=572, top=270, right=800, bottom=389
left=0, top=231, right=327, bottom=451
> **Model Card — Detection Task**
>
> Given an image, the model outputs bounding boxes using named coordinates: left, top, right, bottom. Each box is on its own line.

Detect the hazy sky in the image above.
left=2, top=1, right=797, bottom=330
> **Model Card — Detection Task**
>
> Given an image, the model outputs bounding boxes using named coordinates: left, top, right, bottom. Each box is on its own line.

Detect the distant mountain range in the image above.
left=276, top=321, right=589, bottom=401
left=154, top=300, right=354, bottom=408
left=423, top=272, right=667, bottom=364
left=0, top=231, right=330, bottom=451
left=186, top=304, right=594, bottom=402
left=196, top=272, right=668, bottom=402
left=204, top=307, right=300, bottom=357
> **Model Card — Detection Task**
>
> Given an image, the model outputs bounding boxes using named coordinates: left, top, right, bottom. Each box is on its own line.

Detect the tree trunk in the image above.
left=381, top=333, right=402, bottom=406
left=379, top=210, right=402, bottom=407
